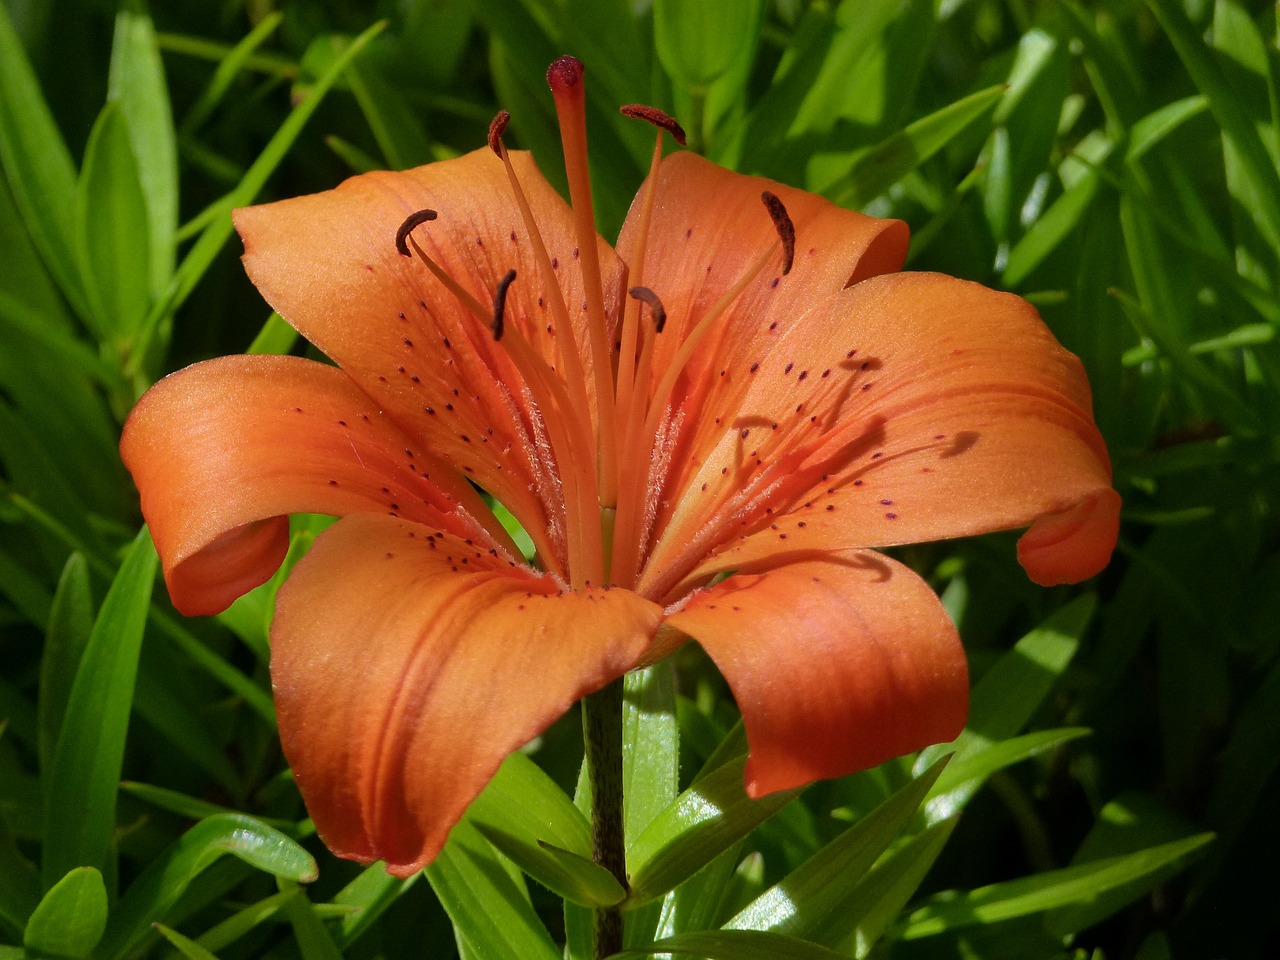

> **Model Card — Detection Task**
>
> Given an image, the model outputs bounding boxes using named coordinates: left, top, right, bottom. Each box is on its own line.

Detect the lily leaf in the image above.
left=627, top=750, right=800, bottom=906
left=612, top=929, right=850, bottom=960
left=425, top=818, right=561, bottom=960
left=23, top=866, right=107, bottom=959
left=468, top=751, right=622, bottom=906
left=724, top=756, right=949, bottom=938
left=42, top=528, right=157, bottom=887
left=0, top=1, right=87, bottom=318
left=96, top=814, right=317, bottom=960
left=107, top=6, right=178, bottom=299
left=37, top=554, right=93, bottom=775
left=897, top=833, right=1213, bottom=939
left=828, top=84, right=1005, bottom=208
left=153, top=923, right=224, bottom=960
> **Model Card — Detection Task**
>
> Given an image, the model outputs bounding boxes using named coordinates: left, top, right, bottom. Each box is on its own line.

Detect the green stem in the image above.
left=583, top=677, right=627, bottom=958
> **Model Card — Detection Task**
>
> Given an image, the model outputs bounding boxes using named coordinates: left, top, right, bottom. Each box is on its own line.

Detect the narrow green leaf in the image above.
left=613, top=929, right=850, bottom=960
left=0, top=546, right=53, bottom=629
left=425, top=819, right=561, bottom=960
left=725, top=757, right=949, bottom=939
left=840, top=818, right=957, bottom=957
left=331, top=864, right=415, bottom=946
left=0, top=289, right=118, bottom=386
left=1003, top=169, right=1102, bottom=287
left=246, top=311, right=300, bottom=355
left=279, top=884, right=345, bottom=960
left=1148, top=0, right=1280, bottom=250
left=75, top=102, right=152, bottom=341
left=963, top=594, right=1093, bottom=744
left=468, top=752, right=593, bottom=857
left=654, top=0, right=765, bottom=90
left=623, top=662, right=679, bottom=844
left=0, top=1, right=87, bottom=317
left=23, top=867, right=107, bottom=959
left=97, top=814, right=317, bottom=960
left=107, top=6, right=178, bottom=296
left=1126, top=95, right=1208, bottom=163
left=1111, top=285, right=1261, bottom=433
left=342, top=49, right=433, bottom=169
left=926, top=727, right=1091, bottom=822
left=42, top=529, right=157, bottom=887
left=129, top=21, right=387, bottom=379
left=897, top=833, right=1213, bottom=938
left=468, top=752, right=622, bottom=906
left=37, top=554, right=93, bottom=775
left=627, top=753, right=800, bottom=906
left=180, top=12, right=284, bottom=135
left=153, top=923, right=224, bottom=960
left=166, top=889, right=302, bottom=956
left=0, top=804, right=40, bottom=932
left=829, top=85, right=1005, bottom=208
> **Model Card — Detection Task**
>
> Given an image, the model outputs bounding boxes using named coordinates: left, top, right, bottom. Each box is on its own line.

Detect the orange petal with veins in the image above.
left=271, top=514, right=661, bottom=875
left=120, top=354, right=503, bottom=616
left=233, top=148, right=623, bottom=568
left=649, top=272, right=1116, bottom=600
left=665, top=550, right=968, bottom=796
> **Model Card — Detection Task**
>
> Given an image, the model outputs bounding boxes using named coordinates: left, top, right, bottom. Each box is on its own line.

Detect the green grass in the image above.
left=2, top=1, right=1278, bottom=958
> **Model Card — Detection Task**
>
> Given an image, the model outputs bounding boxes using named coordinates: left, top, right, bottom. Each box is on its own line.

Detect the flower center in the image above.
left=397, top=56, right=795, bottom=595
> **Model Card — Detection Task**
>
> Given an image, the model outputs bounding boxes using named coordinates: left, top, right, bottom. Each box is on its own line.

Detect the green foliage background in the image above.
left=1, top=0, right=1278, bottom=958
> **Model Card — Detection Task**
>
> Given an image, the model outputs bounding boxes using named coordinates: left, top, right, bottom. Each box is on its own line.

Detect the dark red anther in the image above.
left=493, top=270, right=517, bottom=340
left=619, top=104, right=687, bottom=146
left=488, top=110, right=511, bottom=157
left=629, top=286, right=667, bottom=333
left=395, top=209, right=438, bottom=256
left=761, top=191, right=795, bottom=276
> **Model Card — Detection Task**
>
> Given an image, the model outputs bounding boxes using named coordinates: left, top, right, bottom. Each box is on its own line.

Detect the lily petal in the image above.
left=647, top=272, right=1116, bottom=599
left=617, top=151, right=909, bottom=358
left=233, top=148, right=624, bottom=568
left=665, top=550, right=967, bottom=796
left=271, top=514, right=662, bottom=876
left=120, top=354, right=500, bottom=616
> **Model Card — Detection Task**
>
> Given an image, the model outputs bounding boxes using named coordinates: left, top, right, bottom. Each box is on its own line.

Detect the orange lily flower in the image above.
left=121, top=57, right=1119, bottom=877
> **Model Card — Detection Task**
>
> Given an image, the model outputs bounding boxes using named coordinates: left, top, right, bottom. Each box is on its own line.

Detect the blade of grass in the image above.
left=42, top=529, right=157, bottom=888
left=0, top=1, right=88, bottom=319
left=108, top=6, right=178, bottom=298
left=127, top=21, right=388, bottom=380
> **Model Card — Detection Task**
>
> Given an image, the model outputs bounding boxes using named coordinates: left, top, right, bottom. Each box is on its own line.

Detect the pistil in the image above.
left=547, top=56, right=619, bottom=509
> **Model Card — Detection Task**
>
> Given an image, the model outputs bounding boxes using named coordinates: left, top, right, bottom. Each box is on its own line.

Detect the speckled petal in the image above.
left=233, top=148, right=624, bottom=569
left=272, top=513, right=662, bottom=875
left=665, top=550, right=968, bottom=796
left=643, top=272, right=1117, bottom=600
left=120, top=354, right=502, bottom=616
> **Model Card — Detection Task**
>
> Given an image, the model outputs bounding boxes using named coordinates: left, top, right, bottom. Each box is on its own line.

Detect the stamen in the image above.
left=395, top=209, right=438, bottom=257
left=629, top=286, right=666, bottom=333
left=488, top=110, right=511, bottom=157
left=406, top=236, right=489, bottom=325
left=492, top=269, right=517, bottom=340
left=620, top=104, right=687, bottom=146
left=761, top=191, right=795, bottom=276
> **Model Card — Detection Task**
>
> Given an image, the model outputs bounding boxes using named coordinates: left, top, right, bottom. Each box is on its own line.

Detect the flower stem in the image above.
left=583, top=677, right=627, bottom=958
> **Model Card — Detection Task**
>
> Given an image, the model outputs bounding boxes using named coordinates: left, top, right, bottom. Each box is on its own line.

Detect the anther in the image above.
left=620, top=104, right=687, bottom=146
left=492, top=269, right=517, bottom=340
left=488, top=110, right=511, bottom=157
left=629, top=286, right=667, bottom=333
left=761, top=191, right=795, bottom=276
left=395, top=209, right=438, bottom=256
